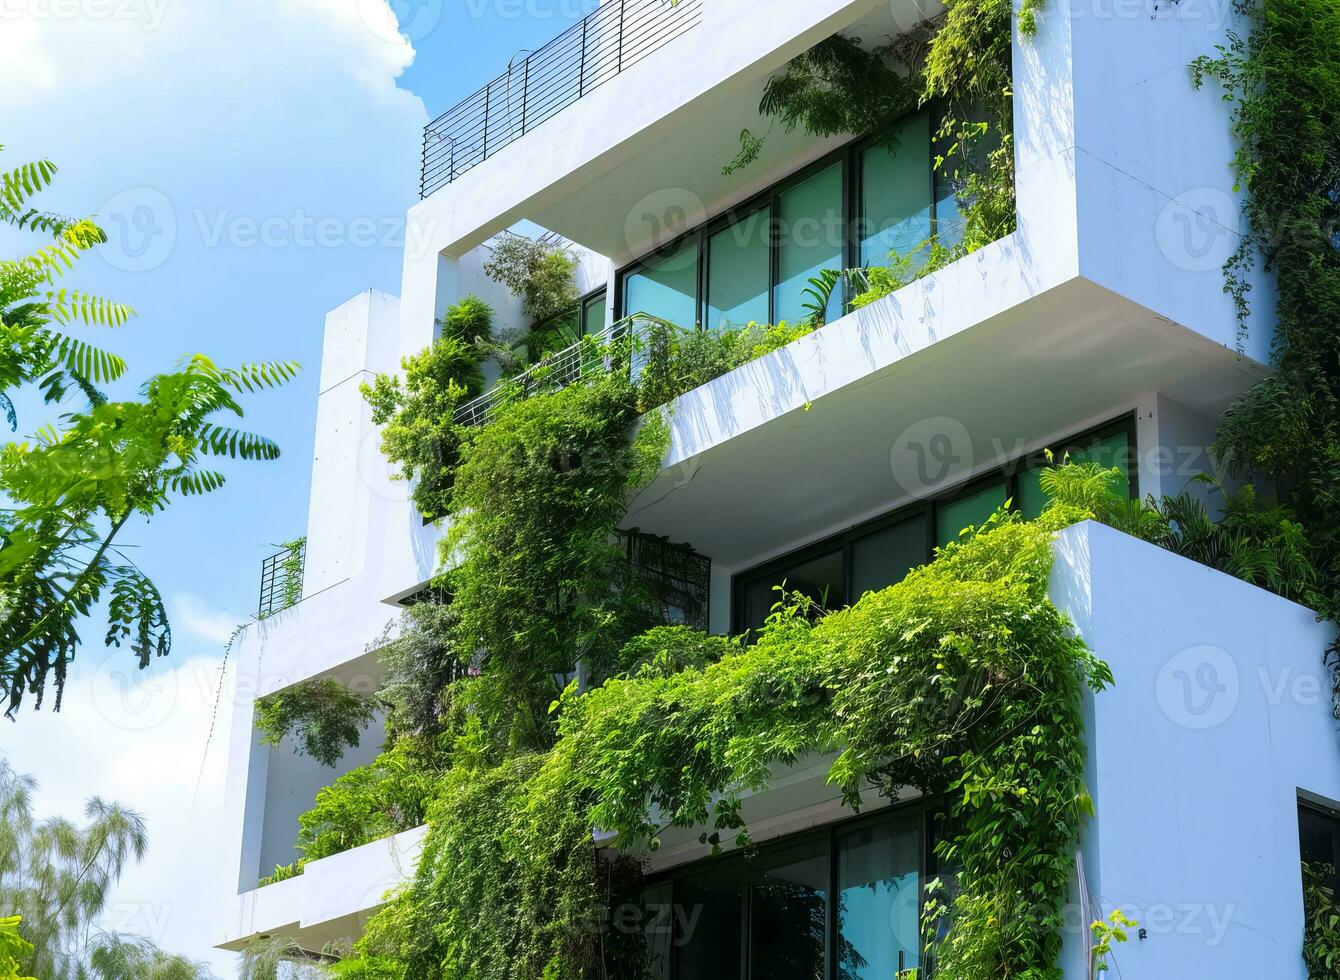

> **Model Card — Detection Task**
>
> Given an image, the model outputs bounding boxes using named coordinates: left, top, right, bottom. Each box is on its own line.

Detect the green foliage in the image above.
left=1090, top=909, right=1137, bottom=974
left=635, top=319, right=813, bottom=411
left=278, top=537, right=306, bottom=611
left=445, top=373, right=667, bottom=749
left=482, top=235, right=579, bottom=324
left=85, top=934, right=220, bottom=980
left=0, top=355, right=296, bottom=715
left=255, top=678, right=379, bottom=768
left=0, top=145, right=130, bottom=431
left=1188, top=0, right=1340, bottom=707
left=296, top=734, right=448, bottom=863
left=257, top=861, right=303, bottom=887
left=1040, top=461, right=1323, bottom=608
left=1303, top=862, right=1340, bottom=977
left=0, top=918, right=35, bottom=980
left=343, top=505, right=1111, bottom=979
left=724, top=34, right=923, bottom=175
left=0, top=146, right=296, bottom=716
left=375, top=600, right=467, bottom=739
left=360, top=298, right=493, bottom=520
left=0, top=760, right=211, bottom=978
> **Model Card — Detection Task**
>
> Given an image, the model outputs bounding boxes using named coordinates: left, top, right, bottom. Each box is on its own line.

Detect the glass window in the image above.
left=861, top=112, right=933, bottom=269
left=1016, top=429, right=1132, bottom=521
left=1070, top=430, right=1132, bottom=497
left=625, top=237, right=700, bottom=328
left=640, top=880, right=673, bottom=980
left=936, top=481, right=1007, bottom=548
left=583, top=295, right=607, bottom=336
left=749, top=841, right=829, bottom=980
left=849, top=513, right=929, bottom=600
left=708, top=208, right=772, bottom=330
left=677, top=866, right=745, bottom=980
left=775, top=164, right=844, bottom=325
left=740, top=548, right=844, bottom=634
left=838, top=816, right=922, bottom=979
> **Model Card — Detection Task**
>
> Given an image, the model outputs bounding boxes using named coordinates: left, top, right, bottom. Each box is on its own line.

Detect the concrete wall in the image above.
left=1052, top=521, right=1339, bottom=978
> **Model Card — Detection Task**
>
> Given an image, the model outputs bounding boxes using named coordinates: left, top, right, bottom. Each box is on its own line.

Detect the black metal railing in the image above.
left=420, top=0, right=703, bottom=198
left=258, top=538, right=306, bottom=618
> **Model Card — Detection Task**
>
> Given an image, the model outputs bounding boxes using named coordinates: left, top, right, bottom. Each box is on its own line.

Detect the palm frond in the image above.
left=196, top=424, right=281, bottom=461
left=45, top=289, right=134, bottom=328
left=51, top=336, right=127, bottom=384
left=168, top=469, right=227, bottom=496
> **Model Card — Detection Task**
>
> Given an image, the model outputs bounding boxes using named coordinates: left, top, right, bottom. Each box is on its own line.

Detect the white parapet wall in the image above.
left=1051, top=520, right=1339, bottom=978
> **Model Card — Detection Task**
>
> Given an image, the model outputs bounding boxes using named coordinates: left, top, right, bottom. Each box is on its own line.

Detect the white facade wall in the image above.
left=217, top=0, right=1331, bottom=967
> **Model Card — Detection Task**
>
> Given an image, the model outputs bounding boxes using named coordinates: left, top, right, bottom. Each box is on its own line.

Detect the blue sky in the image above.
left=0, top=1, right=593, bottom=973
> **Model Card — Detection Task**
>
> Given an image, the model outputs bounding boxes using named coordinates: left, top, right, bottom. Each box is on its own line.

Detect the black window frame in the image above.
left=731, top=414, right=1138, bottom=634
left=641, top=799, right=937, bottom=980
left=1300, top=792, right=1340, bottom=899
left=614, top=103, right=957, bottom=333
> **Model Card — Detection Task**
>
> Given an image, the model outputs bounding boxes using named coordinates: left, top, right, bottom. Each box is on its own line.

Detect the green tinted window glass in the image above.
left=849, top=513, right=929, bottom=600
left=861, top=112, right=932, bottom=269
left=624, top=238, right=699, bottom=328
left=582, top=296, right=607, bottom=336
left=1071, top=430, right=1132, bottom=497
left=936, top=481, right=1007, bottom=547
left=1016, top=466, right=1048, bottom=521
left=707, top=208, right=771, bottom=330
left=775, top=164, right=844, bottom=325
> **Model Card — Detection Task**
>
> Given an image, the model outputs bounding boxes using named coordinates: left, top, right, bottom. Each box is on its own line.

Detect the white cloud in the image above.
left=0, top=650, right=239, bottom=976
left=171, top=594, right=244, bottom=647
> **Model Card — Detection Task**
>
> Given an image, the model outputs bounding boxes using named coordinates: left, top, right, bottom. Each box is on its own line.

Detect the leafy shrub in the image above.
left=375, top=600, right=469, bottom=740
left=636, top=320, right=813, bottom=411
left=482, top=236, right=579, bottom=324
left=1303, top=861, right=1340, bottom=978
left=360, top=297, right=493, bottom=520
left=296, top=736, right=446, bottom=862
left=1040, top=462, right=1323, bottom=608
left=254, top=677, right=378, bottom=769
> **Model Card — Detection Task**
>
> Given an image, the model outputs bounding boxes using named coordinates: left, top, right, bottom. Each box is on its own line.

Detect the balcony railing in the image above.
left=258, top=538, right=306, bottom=618
left=419, top=0, right=703, bottom=199
left=453, top=312, right=679, bottom=428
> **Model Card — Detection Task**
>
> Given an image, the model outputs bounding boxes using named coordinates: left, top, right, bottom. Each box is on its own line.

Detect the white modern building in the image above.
left=217, top=0, right=1340, bottom=975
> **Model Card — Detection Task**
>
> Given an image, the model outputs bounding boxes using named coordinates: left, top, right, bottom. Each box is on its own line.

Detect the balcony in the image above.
left=420, top=0, right=704, bottom=198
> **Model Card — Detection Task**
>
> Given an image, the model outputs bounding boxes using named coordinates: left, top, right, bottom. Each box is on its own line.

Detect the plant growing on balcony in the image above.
left=254, top=677, right=379, bottom=768
left=482, top=234, right=580, bottom=345
left=360, top=296, right=493, bottom=521
left=339, top=502, right=1117, bottom=980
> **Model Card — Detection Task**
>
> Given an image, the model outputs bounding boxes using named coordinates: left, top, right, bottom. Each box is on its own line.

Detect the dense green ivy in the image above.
left=361, top=297, right=494, bottom=521
left=339, top=503, right=1109, bottom=979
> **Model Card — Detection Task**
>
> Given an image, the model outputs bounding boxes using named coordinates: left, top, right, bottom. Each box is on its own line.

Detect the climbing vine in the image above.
left=254, top=677, right=378, bottom=768
left=1189, top=0, right=1340, bottom=718
left=337, top=502, right=1111, bottom=979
